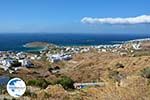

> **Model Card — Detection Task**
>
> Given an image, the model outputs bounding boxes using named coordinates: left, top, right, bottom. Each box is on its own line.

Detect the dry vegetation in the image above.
left=2, top=41, right=150, bottom=100
left=17, top=51, right=150, bottom=100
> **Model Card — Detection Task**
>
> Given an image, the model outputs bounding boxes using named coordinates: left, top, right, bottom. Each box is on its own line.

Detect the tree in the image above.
left=56, top=76, right=74, bottom=90
left=27, top=79, right=50, bottom=89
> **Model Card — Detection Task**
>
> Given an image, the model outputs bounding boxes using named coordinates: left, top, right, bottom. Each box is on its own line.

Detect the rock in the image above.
left=120, top=75, right=148, bottom=87
left=45, top=84, right=67, bottom=96
left=27, top=86, right=41, bottom=93
left=36, top=85, right=68, bottom=100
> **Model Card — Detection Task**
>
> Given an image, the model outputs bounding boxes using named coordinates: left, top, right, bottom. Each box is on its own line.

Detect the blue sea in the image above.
left=0, top=33, right=149, bottom=51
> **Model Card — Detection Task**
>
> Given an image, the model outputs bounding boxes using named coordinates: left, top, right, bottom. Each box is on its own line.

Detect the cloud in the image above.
left=81, top=15, right=150, bottom=24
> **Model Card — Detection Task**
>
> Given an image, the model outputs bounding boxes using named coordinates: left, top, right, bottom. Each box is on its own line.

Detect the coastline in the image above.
left=23, top=37, right=149, bottom=52
left=23, top=45, right=48, bottom=52
left=0, top=37, right=149, bottom=52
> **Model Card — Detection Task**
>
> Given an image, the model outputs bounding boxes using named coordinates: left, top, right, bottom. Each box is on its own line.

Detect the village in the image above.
left=0, top=38, right=143, bottom=74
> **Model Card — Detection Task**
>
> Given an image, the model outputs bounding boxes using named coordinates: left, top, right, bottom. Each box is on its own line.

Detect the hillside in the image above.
left=1, top=41, right=150, bottom=100
left=20, top=51, right=150, bottom=100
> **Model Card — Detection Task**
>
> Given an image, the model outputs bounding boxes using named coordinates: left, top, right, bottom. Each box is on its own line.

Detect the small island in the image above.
left=24, top=42, right=49, bottom=48
left=24, top=42, right=56, bottom=48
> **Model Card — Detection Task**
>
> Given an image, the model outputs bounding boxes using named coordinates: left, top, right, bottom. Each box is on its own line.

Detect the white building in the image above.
left=74, top=82, right=105, bottom=89
left=48, top=54, right=72, bottom=63
left=80, top=48, right=90, bottom=53
left=18, top=59, right=33, bottom=67
left=0, top=59, right=14, bottom=71
left=1, top=59, right=14, bottom=67
left=16, top=52, right=26, bottom=59
left=101, top=49, right=107, bottom=52
left=48, top=54, right=62, bottom=63
left=132, top=43, right=141, bottom=50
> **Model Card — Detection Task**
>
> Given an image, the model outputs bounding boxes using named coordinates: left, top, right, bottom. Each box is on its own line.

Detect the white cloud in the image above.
left=81, top=15, right=150, bottom=24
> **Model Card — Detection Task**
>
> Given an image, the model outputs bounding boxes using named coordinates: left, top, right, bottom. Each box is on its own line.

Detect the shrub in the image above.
left=0, top=86, right=7, bottom=94
left=27, top=79, right=50, bottom=89
left=109, top=70, right=124, bottom=82
left=11, top=60, right=21, bottom=67
left=48, top=67, right=53, bottom=72
left=141, top=67, right=150, bottom=78
left=12, top=98, right=16, bottom=100
left=56, top=76, right=74, bottom=90
left=3, top=98, right=8, bottom=100
left=109, top=71, right=119, bottom=79
left=44, top=92, right=51, bottom=98
left=24, top=89, right=37, bottom=98
left=115, top=63, right=124, bottom=68
left=54, top=66, right=60, bottom=70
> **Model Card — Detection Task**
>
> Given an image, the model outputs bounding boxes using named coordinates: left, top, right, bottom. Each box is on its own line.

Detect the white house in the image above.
left=16, top=52, right=26, bottom=59
left=48, top=54, right=72, bottom=63
left=0, top=59, right=14, bottom=71
left=18, top=59, right=33, bottom=67
left=132, top=43, right=141, bottom=50
left=61, top=55, right=72, bottom=60
left=101, top=49, right=107, bottom=52
left=80, top=48, right=89, bottom=53
left=48, top=54, right=62, bottom=63
left=1, top=59, right=14, bottom=67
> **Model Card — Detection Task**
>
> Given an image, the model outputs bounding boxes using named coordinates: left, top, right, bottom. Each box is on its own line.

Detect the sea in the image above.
left=0, top=33, right=149, bottom=51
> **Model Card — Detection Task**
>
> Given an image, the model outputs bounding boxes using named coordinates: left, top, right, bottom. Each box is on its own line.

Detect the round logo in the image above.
left=7, top=78, right=26, bottom=98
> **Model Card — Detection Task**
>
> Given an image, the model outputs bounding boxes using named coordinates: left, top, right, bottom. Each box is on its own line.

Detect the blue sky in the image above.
left=0, top=0, right=150, bottom=34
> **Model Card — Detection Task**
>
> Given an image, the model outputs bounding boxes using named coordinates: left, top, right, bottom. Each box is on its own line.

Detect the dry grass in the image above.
left=4, top=50, right=150, bottom=100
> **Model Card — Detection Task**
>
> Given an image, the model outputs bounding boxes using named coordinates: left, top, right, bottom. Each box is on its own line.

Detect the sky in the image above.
left=0, top=0, right=150, bottom=34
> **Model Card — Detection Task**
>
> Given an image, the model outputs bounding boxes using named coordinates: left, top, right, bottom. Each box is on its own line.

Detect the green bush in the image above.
left=0, top=86, right=7, bottom=94
left=56, top=76, right=74, bottom=90
left=27, top=79, right=50, bottom=89
left=141, top=67, right=150, bottom=78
